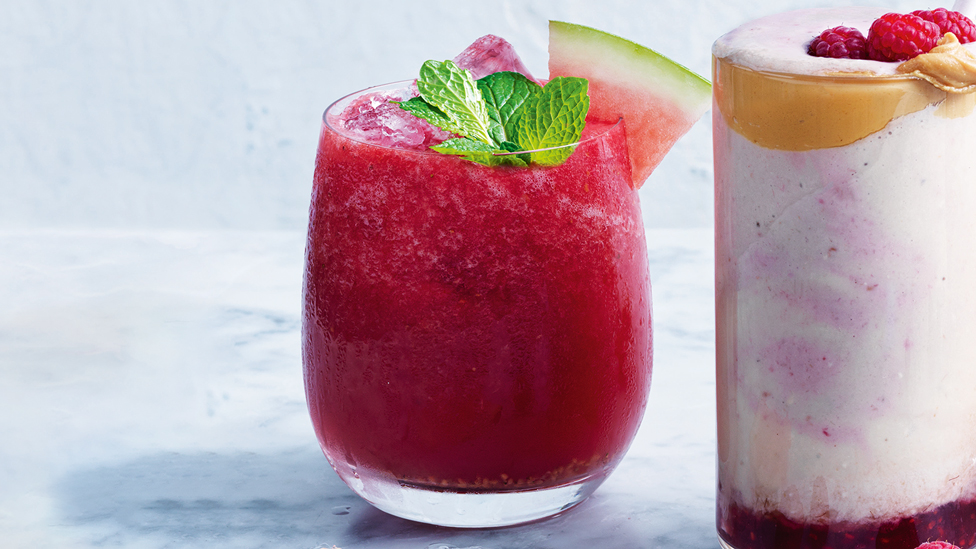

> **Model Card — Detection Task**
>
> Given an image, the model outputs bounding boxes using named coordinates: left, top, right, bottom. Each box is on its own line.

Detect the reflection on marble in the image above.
left=0, top=228, right=716, bottom=548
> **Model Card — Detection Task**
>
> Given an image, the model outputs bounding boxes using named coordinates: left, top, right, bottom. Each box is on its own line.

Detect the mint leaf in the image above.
left=516, top=76, right=589, bottom=166
left=477, top=71, right=541, bottom=144
left=396, top=97, right=464, bottom=136
left=397, top=59, right=590, bottom=168
left=431, top=137, right=494, bottom=159
left=432, top=138, right=529, bottom=167
left=417, top=60, right=495, bottom=145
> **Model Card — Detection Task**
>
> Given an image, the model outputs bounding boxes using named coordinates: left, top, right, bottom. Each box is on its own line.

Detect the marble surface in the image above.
left=0, top=227, right=716, bottom=548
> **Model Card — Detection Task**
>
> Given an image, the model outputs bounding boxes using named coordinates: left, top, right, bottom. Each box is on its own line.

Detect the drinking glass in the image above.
left=713, top=8, right=976, bottom=549
left=302, top=82, right=653, bottom=527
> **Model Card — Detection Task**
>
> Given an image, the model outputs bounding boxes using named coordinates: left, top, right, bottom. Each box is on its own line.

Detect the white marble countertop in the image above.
left=0, top=227, right=716, bottom=549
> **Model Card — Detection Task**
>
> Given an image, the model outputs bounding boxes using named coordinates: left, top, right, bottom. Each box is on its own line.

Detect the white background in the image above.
left=0, top=0, right=920, bottom=232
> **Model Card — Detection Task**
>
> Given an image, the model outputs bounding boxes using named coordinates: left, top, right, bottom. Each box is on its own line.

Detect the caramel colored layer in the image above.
left=713, top=58, right=952, bottom=151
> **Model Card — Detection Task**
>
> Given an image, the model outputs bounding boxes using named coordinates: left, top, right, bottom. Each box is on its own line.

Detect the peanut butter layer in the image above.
left=713, top=57, right=946, bottom=151
left=899, top=33, right=976, bottom=94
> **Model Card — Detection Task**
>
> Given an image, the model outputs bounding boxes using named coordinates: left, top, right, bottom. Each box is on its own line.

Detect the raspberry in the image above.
left=808, top=26, right=869, bottom=59
left=915, top=543, right=962, bottom=549
left=867, top=13, right=941, bottom=61
left=911, top=8, right=976, bottom=43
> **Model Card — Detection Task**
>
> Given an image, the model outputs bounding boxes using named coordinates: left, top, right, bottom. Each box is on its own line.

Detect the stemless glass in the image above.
left=302, top=82, right=653, bottom=527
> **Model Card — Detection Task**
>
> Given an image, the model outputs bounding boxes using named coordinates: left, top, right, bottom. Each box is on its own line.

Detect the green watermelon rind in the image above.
left=548, top=20, right=711, bottom=121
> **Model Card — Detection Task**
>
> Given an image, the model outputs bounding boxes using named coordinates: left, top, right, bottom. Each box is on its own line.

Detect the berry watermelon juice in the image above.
left=303, top=82, right=652, bottom=526
left=713, top=8, right=976, bottom=549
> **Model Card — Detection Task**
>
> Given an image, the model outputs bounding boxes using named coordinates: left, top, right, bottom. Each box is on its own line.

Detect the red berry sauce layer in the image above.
left=718, top=495, right=976, bottom=549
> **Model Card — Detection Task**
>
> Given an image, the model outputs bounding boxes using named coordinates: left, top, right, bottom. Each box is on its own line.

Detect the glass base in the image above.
left=337, top=464, right=610, bottom=527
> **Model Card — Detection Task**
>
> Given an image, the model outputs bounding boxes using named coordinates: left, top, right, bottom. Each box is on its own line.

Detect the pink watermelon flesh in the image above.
left=453, top=35, right=537, bottom=82
left=548, top=22, right=710, bottom=188
left=578, top=79, right=697, bottom=188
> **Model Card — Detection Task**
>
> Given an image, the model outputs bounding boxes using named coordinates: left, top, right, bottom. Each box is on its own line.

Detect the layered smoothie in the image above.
left=714, top=7, right=976, bottom=549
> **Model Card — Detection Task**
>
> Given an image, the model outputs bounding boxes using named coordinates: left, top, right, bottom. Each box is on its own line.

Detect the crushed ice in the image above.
left=335, top=35, right=536, bottom=151
left=337, top=86, right=455, bottom=151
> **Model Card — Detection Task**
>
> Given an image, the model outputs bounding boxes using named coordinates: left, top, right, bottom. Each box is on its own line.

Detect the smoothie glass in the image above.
left=713, top=8, right=976, bottom=549
left=302, top=82, right=652, bottom=527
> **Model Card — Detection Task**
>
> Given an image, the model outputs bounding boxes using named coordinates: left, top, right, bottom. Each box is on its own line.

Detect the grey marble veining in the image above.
left=0, top=228, right=716, bottom=548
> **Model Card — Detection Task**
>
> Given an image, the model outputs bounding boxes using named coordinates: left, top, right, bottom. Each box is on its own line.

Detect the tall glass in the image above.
left=713, top=8, right=976, bottom=549
left=302, top=82, right=652, bottom=527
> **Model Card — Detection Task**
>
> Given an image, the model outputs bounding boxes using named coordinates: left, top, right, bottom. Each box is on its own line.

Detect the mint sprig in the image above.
left=396, top=61, right=589, bottom=167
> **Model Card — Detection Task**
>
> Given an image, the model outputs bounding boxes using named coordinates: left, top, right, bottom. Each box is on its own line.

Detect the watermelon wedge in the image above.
left=549, top=21, right=711, bottom=188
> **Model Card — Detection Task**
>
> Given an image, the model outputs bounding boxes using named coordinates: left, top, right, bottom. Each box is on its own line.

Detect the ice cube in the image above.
left=452, top=35, right=537, bottom=82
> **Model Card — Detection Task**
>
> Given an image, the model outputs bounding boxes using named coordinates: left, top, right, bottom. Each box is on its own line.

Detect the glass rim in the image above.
left=323, top=79, right=622, bottom=156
